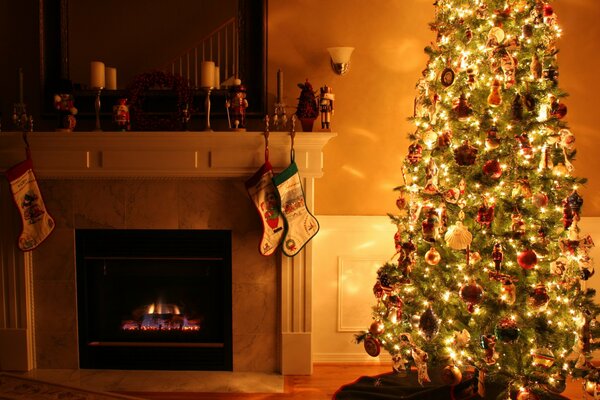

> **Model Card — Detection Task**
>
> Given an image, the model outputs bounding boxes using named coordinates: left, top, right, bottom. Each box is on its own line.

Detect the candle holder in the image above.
left=272, top=101, right=288, bottom=131
left=202, top=86, right=214, bottom=132
left=12, top=102, right=32, bottom=132
left=93, top=87, right=103, bottom=131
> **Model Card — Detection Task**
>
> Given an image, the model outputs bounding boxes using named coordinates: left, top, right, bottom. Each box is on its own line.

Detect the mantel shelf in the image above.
left=0, top=131, right=336, bottom=179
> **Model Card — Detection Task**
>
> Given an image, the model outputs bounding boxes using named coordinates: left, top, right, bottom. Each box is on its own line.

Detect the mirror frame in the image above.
left=39, top=0, right=267, bottom=120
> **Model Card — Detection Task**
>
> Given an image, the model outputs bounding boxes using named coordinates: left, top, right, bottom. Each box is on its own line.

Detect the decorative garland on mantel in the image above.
left=127, top=70, right=193, bottom=131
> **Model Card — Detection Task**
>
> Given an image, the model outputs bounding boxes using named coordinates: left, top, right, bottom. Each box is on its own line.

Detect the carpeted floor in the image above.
left=0, top=373, right=144, bottom=400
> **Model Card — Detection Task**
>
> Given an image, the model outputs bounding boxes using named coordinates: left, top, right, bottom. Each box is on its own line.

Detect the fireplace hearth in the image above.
left=75, top=229, right=232, bottom=370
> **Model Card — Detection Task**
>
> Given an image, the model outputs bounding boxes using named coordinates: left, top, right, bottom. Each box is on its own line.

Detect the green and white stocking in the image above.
left=7, top=156, right=55, bottom=251
left=273, top=162, right=319, bottom=257
left=245, top=161, right=285, bottom=256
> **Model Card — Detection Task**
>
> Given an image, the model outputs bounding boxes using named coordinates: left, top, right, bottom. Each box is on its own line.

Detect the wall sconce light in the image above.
left=327, top=47, right=354, bottom=76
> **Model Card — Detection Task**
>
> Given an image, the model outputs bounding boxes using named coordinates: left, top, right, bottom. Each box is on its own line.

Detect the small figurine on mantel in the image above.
left=53, top=79, right=78, bottom=132
left=318, top=84, right=334, bottom=130
left=226, top=79, right=249, bottom=131
left=112, top=98, right=130, bottom=131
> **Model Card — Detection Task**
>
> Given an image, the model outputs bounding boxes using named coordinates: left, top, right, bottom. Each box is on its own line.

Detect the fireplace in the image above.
left=75, top=229, right=232, bottom=370
left=0, top=131, right=335, bottom=375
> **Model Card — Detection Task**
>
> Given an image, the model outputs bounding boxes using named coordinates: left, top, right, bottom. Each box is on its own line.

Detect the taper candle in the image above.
left=276, top=69, right=283, bottom=103
left=18, top=67, right=24, bottom=103
left=90, top=61, right=105, bottom=88
left=200, top=61, right=215, bottom=88
left=214, top=65, right=220, bottom=89
left=106, top=67, right=117, bottom=90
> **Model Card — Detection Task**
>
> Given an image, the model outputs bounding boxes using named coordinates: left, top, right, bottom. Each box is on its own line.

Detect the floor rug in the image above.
left=0, top=373, right=144, bottom=400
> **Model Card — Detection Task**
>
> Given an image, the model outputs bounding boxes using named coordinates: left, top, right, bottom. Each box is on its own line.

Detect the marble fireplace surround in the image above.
left=0, top=131, right=335, bottom=378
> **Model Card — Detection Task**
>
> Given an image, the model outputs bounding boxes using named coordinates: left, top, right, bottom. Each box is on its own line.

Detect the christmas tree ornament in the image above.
left=419, top=306, right=440, bottom=340
left=501, top=53, right=517, bottom=88
left=543, top=3, right=556, bottom=25
left=567, top=190, right=584, bottom=215
left=444, top=188, right=460, bottom=204
left=550, top=257, right=568, bottom=276
left=465, top=28, right=473, bottom=43
left=550, top=97, right=567, bottom=119
left=531, top=347, right=555, bottom=369
left=485, top=125, right=501, bottom=150
left=373, top=281, right=385, bottom=299
left=437, top=129, right=452, bottom=148
left=545, top=373, right=567, bottom=394
left=6, top=154, right=56, bottom=251
left=487, top=79, right=502, bottom=106
left=369, top=320, right=385, bottom=335
left=453, top=140, right=478, bottom=166
left=363, top=336, right=381, bottom=357
left=482, top=159, right=502, bottom=179
left=538, top=145, right=554, bottom=170
left=579, top=255, right=595, bottom=281
left=517, top=249, right=538, bottom=270
left=412, top=346, right=431, bottom=385
left=444, top=221, right=473, bottom=250
left=378, top=271, right=393, bottom=291
left=528, top=283, right=550, bottom=310
left=524, top=93, right=536, bottom=112
left=460, top=280, right=484, bottom=313
left=552, top=163, right=569, bottom=177
left=470, top=251, right=481, bottom=264
left=423, top=158, right=440, bottom=194
left=487, top=27, right=505, bottom=47
left=523, top=24, right=534, bottom=38
left=273, top=161, right=320, bottom=257
left=559, top=129, right=576, bottom=150
left=467, top=68, right=476, bottom=87
left=453, top=94, right=473, bottom=121
left=441, top=365, right=462, bottom=386
left=386, top=295, right=404, bottom=323
left=532, top=192, right=549, bottom=208
left=530, top=54, right=542, bottom=79
left=440, top=67, right=455, bottom=87
left=512, top=177, right=532, bottom=198
left=476, top=198, right=495, bottom=227
left=511, top=211, right=526, bottom=236
left=516, top=388, right=539, bottom=400
left=515, top=133, right=533, bottom=159
left=512, top=94, right=524, bottom=121
left=543, top=66, right=559, bottom=85
left=501, top=279, right=516, bottom=305
left=245, top=158, right=285, bottom=256
left=494, top=316, right=521, bottom=343
left=480, top=334, right=498, bottom=365
left=453, top=329, right=471, bottom=348
left=422, top=129, right=438, bottom=148
left=425, top=246, right=441, bottom=265
left=407, top=142, right=423, bottom=164
left=584, top=380, right=600, bottom=397
left=392, top=354, right=408, bottom=374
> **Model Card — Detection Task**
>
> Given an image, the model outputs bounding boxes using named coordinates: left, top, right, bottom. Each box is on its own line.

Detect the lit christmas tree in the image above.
left=357, top=0, right=600, bottom=397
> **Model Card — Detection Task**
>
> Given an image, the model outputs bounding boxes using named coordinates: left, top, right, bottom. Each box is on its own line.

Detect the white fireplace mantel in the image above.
left=0, top=131, right=335, bottom=376
left=0, top=131, right=335, bottom=179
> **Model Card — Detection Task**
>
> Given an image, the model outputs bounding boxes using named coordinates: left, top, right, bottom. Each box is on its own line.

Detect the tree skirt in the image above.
left=0, top=373, right=143, bottom=400
left=333, top=369, right=569, bottom=400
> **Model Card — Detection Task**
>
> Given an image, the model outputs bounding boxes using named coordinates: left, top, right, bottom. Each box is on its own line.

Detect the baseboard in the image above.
left=313, top=352, right=392, bottom=363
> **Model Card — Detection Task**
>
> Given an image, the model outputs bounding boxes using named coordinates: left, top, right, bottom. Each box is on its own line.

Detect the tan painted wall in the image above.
left=268, top=0, right=600, bottom=216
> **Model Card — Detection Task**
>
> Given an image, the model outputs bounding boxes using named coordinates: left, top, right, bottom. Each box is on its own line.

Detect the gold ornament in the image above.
left=441, top=365, right=462, bottom=386
left=531, top=347, right=555, bottom=369
left=425, top=247, right=441, bottom=265
left=369, top=320, right=385, bottom=335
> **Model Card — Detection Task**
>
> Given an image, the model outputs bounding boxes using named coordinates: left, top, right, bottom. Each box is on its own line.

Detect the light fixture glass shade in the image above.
left=327, top=47, right=355, bottom=75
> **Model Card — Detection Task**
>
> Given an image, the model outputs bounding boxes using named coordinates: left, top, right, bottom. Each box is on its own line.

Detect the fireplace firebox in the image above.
left=75, top=229, right=232, bottom=370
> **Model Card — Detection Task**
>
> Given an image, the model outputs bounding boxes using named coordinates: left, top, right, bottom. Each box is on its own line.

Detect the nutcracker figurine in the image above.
left=318, top=84, right=334, bottom=130
left=226, top=82, right=249, bottom=130
left=112, top=98, right=130, bottom=131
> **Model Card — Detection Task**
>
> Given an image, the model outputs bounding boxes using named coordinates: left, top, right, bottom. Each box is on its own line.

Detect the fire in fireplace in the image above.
left=75, top=229, right=232, bottom=370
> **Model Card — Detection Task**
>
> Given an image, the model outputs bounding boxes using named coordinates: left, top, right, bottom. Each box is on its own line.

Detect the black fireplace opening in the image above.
left=75, top=229, right=232, bottom=370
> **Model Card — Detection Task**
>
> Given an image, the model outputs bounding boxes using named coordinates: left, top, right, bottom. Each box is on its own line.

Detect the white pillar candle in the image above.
left=90, top=61, right=105, bottom=88
left=276, top=68, right=283, bottom=103
left=200, top=61, right=215, bottom=88
left=105, top=67, right=117, bottom=90
left=214, top=65, right=220, bottom=89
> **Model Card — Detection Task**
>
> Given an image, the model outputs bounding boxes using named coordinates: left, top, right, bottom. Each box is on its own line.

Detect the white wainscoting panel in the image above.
left=312, top=216, right=600, bottom=363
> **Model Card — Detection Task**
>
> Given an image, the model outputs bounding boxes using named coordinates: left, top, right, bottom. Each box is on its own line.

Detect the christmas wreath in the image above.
left=127, top=70, right=192, bottom=131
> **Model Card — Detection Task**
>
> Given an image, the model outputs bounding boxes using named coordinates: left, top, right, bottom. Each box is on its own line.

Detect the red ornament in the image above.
left=364, top=336, right=381, bottom=357
left=483, top=159, right=502, bottom=179
left=518, top=249, right=538, bottom=270
left=460, top=281, right=484, bottom=313
left=369, top=320, right=385, bottom=335
left=454, top=140, right=478, bottom=166
left=407, top=142, right=423, bottom=164
left=476, top=201, right=495, bottom=228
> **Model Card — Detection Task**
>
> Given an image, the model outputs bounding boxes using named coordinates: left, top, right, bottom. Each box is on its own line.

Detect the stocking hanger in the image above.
left=289, top=115, right=296, bottom=163
left=263, top=115, right=270, bottom=162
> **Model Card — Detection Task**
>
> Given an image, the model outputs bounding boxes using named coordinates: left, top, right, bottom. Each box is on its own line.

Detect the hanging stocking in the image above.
left=273, top=161, right=319, bottom=257
left=6, top=153, right=55, bottom=251
left=245, top=160, right=285, bottom=256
